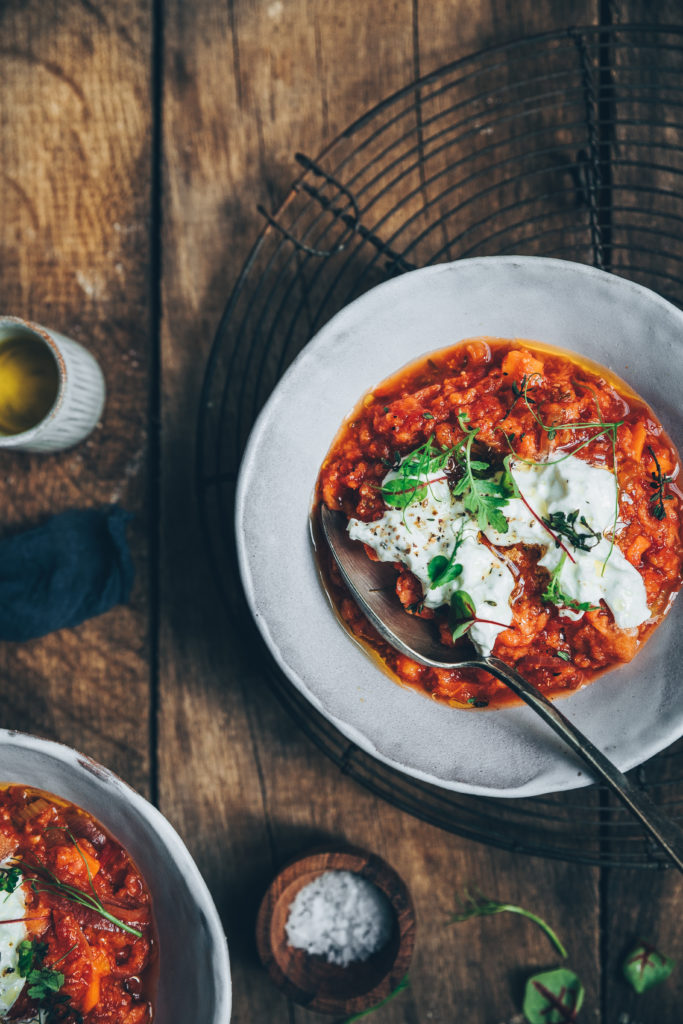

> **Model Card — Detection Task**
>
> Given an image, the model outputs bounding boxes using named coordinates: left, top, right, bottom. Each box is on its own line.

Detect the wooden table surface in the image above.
left=2, top=1, right=682, bottom=1022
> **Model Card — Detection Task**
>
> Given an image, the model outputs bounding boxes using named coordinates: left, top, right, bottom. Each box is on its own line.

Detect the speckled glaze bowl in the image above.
left=0, top=730, right=231, bottom=1023
left=235, top=256, right=683, bottom=798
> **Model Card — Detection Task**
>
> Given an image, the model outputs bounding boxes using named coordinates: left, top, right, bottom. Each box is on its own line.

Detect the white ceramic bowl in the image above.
left=0, top=729, right=231, bottom=1022
left=236, top=256, right=683, bottom=798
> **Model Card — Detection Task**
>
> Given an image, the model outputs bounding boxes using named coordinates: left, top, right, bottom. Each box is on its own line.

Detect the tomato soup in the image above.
left=317, top=339, right=683, bottom=708
left=0, top=785, right=155, bottom=1022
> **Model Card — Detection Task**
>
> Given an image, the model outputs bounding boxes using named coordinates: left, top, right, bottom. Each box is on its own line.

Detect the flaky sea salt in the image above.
left=285, top=870, right=393, bottom=967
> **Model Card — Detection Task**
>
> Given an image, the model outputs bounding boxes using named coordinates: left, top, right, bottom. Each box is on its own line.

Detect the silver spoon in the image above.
left=321, top=505, right=683, bottom=871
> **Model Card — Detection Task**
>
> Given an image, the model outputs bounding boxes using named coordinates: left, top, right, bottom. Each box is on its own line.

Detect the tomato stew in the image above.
left=317, top=339, right=683, bottom=708
left=0, top=784, right=155, bottom=1023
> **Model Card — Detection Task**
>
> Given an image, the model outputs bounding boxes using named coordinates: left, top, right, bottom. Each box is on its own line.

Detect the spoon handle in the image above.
left=484, top=657, right=683, bottom=871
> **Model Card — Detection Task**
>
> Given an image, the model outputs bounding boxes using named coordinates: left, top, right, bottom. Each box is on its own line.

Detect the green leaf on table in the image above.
left=523, top=968, right=584, bottom=1024
left=448, top=889, right=567, bottom=958
left=623, top=941, right=675, bottom=993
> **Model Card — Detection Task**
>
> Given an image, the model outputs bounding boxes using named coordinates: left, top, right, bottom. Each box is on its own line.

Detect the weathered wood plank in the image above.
left=0, top=0, right=153, bottom=793
left=161, top=2, right=609, bottom=1022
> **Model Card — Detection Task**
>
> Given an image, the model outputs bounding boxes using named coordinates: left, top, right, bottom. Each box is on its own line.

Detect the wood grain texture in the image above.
left=160, top=2, right=609, bottom=1023
left=0, top=0, right=153, bottom=793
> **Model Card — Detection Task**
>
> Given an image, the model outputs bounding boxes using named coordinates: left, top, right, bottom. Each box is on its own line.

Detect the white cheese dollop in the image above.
left=0, top=865, right=27, bottom=1014
left=348, top=453, right=650, bottom=656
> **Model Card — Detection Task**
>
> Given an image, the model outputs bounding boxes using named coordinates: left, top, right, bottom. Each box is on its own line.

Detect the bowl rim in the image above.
left=0, top=727, right=232, bottom=1023
left=235, top=255, right=683, bottom=799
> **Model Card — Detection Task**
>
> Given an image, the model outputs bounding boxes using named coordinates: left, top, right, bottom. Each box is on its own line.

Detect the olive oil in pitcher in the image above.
left=0, top=332, right=60, bottom=435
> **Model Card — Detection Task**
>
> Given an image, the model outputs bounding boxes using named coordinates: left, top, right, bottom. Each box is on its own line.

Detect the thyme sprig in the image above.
left=15, top=829, right=143, bottom=939
left=448, top=888, right=567, bottom=958
left=542, top=510, right=601, bottom=551
left=501, top=374, right=623, bottom=572
left=647, top=446, right=674, bottom=521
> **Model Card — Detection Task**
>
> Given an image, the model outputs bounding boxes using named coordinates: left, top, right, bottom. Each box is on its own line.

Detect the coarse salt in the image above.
left=285, top=870, right=393, bottom=967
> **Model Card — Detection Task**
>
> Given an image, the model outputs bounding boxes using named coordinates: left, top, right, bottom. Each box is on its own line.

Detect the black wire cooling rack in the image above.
left=197, top=24, right=683, bottom=868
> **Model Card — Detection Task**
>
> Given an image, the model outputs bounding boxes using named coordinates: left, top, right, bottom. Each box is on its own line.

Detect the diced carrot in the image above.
left=630, top=420, right=647, bottom=462
left=500, top=348, right=544, bottom=380
left=80, top=948, right=110, bottom=1013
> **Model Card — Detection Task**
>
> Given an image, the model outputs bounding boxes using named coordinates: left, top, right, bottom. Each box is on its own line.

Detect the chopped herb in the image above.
left=523, top=967, right=584, bottom=1024
left=467, top=697, right=489, bottom=707
left=448, top=889, right=567, bottom=958
left=427, top=523, right=464, bottom=590
left=554, top=650, right=571, bottom=662
left=623, top=940, right=675, bottom=993
left=541, top=509, right=601, bottom=551
left=382, top=406, right=389, bottom=413
left=0, top=864, right=21, bottom=895
left=542, top=554, right=599, bottom=614
left=648, top=446, right=674, bottom=521
left=423, top=412, right=434, bottom=420
left=18, top=938, right=47, bottom=977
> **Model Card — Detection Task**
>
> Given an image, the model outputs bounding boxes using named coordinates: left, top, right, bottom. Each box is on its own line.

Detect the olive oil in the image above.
left=0, top=333, right=59, bottom=435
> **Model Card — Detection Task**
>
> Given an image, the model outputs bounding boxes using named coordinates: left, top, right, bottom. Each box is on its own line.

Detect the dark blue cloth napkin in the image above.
left=0, top=507, right=134, bottom=641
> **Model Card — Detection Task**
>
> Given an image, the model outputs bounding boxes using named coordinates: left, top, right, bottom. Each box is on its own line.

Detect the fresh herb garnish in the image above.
left=449, top=590, right=477, bottom=641
left=622, top=940, right=675, bottom=993
left=647, top=446, right=674, bottom=521
left=450, top=413, right=511, bottom=533
left=448, top=590, right=511, bottom=642
left=448, top=889, right=568, bottom=958
left=17, top=939, right=81, bottom=1023
left=338, top=974, right=410, bottom=1023
left=523, top=967, right=584, bottom=1024
left=542, top=509, right=601, bottom=551
left=427, top=524, right=464, bottom=590
left=554, top=650, right=571, bottom=662
left=501, top=374, right=623, bottom=571
left=542, top=554, right=599, bottom=614
left=15, top=828, right=143, bottom=938
left=0, top=864, right=21, bottom=895
left=467, top=696, right=489, bottom=707
left=380, top=437, right=455, bottom=510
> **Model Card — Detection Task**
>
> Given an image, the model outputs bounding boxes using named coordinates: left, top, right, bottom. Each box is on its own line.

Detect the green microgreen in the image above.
left=380, top=436, right=456, bottom=511
left=542, top=554, right=599, bottom=614
left=450, top=412, right=511, bottom=533
left=523, top=967, right=584, bottom=1023
left=647, top=446, right=675, bottom=521
left=338, top=974, right=410, bottom=1023
left=622, top=940, right=675, bottom=993
left=449, top=590, right=477, bottom=641
left=15, top=828, right=143, bottom=939
left=542, top=509, right=601, bottom=551
left=448, top=889, right=567, bottom=958
left=427, top=523, right=464, bottom=590
left=448, top=591, right=511, bottom=643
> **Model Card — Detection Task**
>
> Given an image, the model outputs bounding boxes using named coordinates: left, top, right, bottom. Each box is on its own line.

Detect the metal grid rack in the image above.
left=197, top=24, right=683, bottom=868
